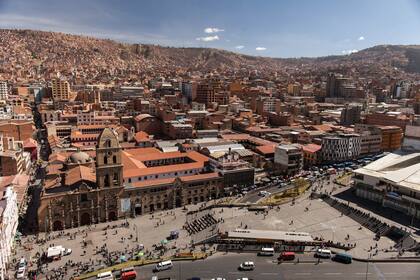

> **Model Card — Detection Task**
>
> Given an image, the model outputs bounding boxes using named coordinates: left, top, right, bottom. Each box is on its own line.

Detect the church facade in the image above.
left=37, top=128, right=224, bottom=232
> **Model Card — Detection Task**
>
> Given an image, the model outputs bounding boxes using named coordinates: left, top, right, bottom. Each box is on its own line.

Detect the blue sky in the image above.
left=1, top=0, right=420, bottom=57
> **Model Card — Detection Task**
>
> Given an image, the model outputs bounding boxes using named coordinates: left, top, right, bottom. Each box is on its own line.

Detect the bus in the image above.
left=258, top=247, right=275, bottom=256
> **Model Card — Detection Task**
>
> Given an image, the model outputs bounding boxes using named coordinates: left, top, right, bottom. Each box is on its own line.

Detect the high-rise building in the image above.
left=181, top=81, right=197, bottom=104
left=0, top=81, right=8, bottom=101
left=340, top=105, right=361, bottom=125
left=287, top=83, right=301, bottom=96
left=326, top=73, right=353, bottom=98
left=196, top=83, right=215, bottom=106
left=51, top=79, right=70, bottom=101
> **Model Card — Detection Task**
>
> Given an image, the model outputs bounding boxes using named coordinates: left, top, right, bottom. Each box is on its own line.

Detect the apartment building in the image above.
left=321, top=134, right=361, bottom=163
left=0, top=81, right=8, bottom=101
left=274, top=144, right=303, bottom=175
left=355, top=124, right=402, bottom=152
left=51, top=79, right=71, bottom=101
left=0, top=185, right=19, bottom=280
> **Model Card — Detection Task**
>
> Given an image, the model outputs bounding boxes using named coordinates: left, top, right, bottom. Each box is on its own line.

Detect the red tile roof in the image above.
left=302, top=143, right=321, bottom=153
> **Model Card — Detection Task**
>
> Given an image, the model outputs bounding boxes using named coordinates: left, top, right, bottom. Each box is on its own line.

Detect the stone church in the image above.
left=38, top=128, right=124, bottom=231
left=38, top=127, right=225, bottom=232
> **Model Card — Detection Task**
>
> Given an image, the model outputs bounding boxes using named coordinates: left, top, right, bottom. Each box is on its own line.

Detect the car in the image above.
left=239, top=261, right=255, bottom=271
left=63, top=248, right=72, bottom=256
left=211, top=278, right=226, bottom=280
left=16, top=267, right=26, bottom=279
left=236, top=278, right=249, bottom=280
left=315, top=248, right=332, bottom=258
left=278, top=251, right=295, bottom=261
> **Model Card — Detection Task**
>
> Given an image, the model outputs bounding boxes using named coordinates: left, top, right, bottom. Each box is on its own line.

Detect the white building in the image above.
left=0, top=186, right=19, bottom=280
left=0, top=82, right=8, bottom=101
left=353, top=152, right=420, bottom=219
left=76, top=110, right=118, bottom=126
left=321, top=134, right=361, bottom=163
left=274, top=144, right=303, bottom=175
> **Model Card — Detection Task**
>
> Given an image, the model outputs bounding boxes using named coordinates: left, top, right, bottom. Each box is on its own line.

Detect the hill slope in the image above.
left=0, top=29, right=419, bottom=82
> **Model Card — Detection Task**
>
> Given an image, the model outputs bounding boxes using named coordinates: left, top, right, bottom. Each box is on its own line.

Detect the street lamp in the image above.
left=134, top=224, right=138, bottom=242
left=365, top=253, right=371, bottom=280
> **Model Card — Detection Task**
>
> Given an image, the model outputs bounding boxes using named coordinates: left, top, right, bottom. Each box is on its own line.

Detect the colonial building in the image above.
left=38, top=128, right=124, bottom=231
left=38, top=128, right=224, bottom=231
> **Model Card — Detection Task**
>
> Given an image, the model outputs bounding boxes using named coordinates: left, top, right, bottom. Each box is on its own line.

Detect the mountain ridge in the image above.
left=1, top=29, right=419, bottom=82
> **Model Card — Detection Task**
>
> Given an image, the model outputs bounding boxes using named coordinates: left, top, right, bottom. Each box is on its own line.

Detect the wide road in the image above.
left=134, top=253, right=420, bottom=280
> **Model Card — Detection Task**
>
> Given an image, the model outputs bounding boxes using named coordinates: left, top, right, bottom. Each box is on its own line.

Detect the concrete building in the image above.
left=195, top=83, right=215, bottom=106
left=340, top=105, right=361, bottom=125
left=354, top=124, right=382, bottom=155
left=0, top=185, right=19, bottom=280
left=365, top=112, right=410, bottom=130
left=76, top=110, right=119, bottom=126
left=209, top=151, right=254, bottom=188
left=353, top=152, right=420, bottom=219
left=326, top=73, right=352, bottom=98
left=302, top=143, right=321, bottom=168
left=274, top=144, right=303, bottom=175
left=255, top=97, right=277, bottom=116
left=356, top=124, right=403, bottom=152
left=0, top=81, right=8, bottom=101
left=321, top=134, right=361, bottom=163
left=287, top=83, right=301, bottom=96
left=402, top=125, right=420, bottom=151
left=51, top=79, right=71, bottom=101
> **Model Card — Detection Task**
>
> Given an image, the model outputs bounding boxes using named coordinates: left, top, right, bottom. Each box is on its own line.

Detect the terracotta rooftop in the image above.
left=302, top=143, right=322, bottom=153
left=255, top=145, right=276, bottom=155
left=129, top=172, right=220, bottom=188
left=65, top=165, right=96, bottom=186
left=134, top=131, right=150, bottom=142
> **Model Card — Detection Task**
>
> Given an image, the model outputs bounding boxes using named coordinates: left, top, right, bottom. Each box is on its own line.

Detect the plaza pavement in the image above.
left=11, top=176, right=418, bottom=278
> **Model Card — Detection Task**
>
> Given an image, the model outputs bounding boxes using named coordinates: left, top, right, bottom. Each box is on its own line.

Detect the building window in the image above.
left=81, top=193, right=88, bottom=202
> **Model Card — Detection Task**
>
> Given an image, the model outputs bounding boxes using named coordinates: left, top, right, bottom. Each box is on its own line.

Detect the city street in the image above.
left=133, top=253, right=420, bottom=280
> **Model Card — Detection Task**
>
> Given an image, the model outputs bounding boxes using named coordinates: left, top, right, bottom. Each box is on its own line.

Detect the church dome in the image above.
left=68, top=151, right=92, bottom=164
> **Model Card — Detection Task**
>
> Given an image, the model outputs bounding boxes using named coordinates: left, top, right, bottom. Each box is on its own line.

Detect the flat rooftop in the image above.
left=354, top=152, right=420, bottom=191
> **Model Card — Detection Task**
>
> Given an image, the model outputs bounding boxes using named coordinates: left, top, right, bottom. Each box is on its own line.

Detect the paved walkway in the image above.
left=10, top=175, right=419, bottom=279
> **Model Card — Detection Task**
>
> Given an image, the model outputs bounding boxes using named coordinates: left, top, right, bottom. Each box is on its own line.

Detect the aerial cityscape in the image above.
left=0, top=0, right=420, bottom=279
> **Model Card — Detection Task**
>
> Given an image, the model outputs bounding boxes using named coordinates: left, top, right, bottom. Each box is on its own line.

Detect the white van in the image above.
left=97, top=271, right=114, bottom=280
left=154, top=260, right=173, bottom=272
left=315, top=248, right=332, bottom=258
left=258, top=247, right=274, bottom=256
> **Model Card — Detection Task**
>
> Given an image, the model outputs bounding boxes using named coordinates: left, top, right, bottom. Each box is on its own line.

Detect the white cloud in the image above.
left=342, top=49, right=358, bottom=55
left=255, top=47, right=267, bottom=51
left=204, top=27, right=224, bottom=34
left=358, top=36, right=365, bottom=41
left=196, top=35, right=219, bottom=42
left=235, top=45, right=244, bottom=50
